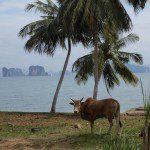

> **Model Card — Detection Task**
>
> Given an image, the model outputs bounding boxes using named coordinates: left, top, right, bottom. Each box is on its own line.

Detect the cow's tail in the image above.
left=119, top=119, right=122, bottom=128
left=116, top=102, right=122, bottom=128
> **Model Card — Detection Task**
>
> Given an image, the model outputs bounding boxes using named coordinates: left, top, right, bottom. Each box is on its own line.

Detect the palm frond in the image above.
left=24, top=25, right=57, bottom=55
left=19, top=0, right=69, bottom=56
left=25, top=0, right=58, bottom=15
left=127, top=0, right=147, bottom=12
left=118, top=56, right=130, bottom=64
left=57, top=0, right=65, bottom=5
left=58, top=0, right=132, bottom=38
left=103, top=61, right=120, bottom=90
left=118, top=51, right=143, bottom=64
left=19, top=19, right=51, bottom=38
left=112, top=58, right=139, bottom=86
left=107, top=0, right=132, bottom=32
left=116, top=33, right=139, bottom=49
left=72, top=53, right=93, bottom=84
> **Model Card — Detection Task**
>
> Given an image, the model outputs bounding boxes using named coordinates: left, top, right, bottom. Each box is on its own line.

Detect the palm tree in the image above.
left=72, top=33, right=143, bottom=93
left=58, top=0, right=147, bottom=99
left=19, top=0, right=88, bottom=113
left=58, top=0, right=131, bottom=99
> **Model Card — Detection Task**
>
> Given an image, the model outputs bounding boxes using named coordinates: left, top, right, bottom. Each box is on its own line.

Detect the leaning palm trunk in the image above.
left=93, top=31, right=99, bottom=99
left=51, top=39, right=71, bottom=113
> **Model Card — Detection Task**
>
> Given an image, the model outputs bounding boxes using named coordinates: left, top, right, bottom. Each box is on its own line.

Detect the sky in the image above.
left=0, top=0, right=150, bottom=72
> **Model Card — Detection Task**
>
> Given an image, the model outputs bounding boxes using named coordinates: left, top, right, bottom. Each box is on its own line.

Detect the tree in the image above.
left=19, top=0, right=88, bottom=113
left=72, top=32, right=143, bottom=94
left=58, top=0, right=147, bottom=99
left=58, top=0, right=130, bottom=99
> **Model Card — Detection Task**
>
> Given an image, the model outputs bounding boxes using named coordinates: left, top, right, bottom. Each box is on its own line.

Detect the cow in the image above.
left=69, top=97, right=122, bottom=133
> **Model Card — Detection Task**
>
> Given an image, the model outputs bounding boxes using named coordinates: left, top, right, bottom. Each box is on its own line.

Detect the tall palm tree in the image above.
left=58, top=0, right=131, bottom=99
left=19, top=0, right=88, bottom=113
left=58, top=0, right=147, bottom=99
left=72, top=33, right=143, bottom=93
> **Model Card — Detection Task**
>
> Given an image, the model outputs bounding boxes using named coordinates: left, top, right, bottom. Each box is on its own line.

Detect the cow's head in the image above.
left=69, top=97, right=84, bottom=114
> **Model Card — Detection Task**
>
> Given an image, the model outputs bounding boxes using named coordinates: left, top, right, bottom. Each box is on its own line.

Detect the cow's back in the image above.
left=84, top=98, right=119, bottom=120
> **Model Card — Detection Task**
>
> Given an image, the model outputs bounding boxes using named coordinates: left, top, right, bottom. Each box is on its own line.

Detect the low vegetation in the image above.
left=0, top=112, right=144, bottom=149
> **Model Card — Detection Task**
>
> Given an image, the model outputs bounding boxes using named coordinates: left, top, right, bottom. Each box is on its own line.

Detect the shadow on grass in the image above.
left=65, top=132, right=114, bottom=149
left=22, top=133, right=112, bottom=149
left=64, top=132, right=142, bottom=149
left=1, top=131, right=142, bottom=150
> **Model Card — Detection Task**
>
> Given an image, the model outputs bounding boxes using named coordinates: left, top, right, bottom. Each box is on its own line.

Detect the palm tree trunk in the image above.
left=50, top=38, right=71, bottom=113
left=93, top=31, right=99, bottom=99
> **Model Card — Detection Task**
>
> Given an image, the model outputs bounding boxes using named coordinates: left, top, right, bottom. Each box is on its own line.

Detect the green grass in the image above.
left=0, top=112, right=144, bottom=149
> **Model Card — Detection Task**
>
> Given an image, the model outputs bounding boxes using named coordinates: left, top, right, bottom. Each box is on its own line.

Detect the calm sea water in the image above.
left=0, top=74, right=149, bottom=113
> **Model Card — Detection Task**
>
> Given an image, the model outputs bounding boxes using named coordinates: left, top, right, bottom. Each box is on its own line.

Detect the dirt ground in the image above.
left=0, top=113, right=79, bottom=149
left=0, top=112, right=145, bottom=150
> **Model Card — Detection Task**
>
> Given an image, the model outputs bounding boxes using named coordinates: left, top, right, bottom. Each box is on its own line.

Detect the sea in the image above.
left=0, top=73, right=149, bottom=113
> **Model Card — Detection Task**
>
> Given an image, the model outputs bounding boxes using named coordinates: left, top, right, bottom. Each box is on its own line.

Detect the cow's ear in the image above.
left=69, top=102, right=74, bottom=105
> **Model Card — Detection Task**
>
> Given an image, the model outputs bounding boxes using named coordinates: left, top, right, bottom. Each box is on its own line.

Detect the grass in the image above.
left=0, top=112, right=144, bottom=149
left=140, top=80, right=150, bottom=149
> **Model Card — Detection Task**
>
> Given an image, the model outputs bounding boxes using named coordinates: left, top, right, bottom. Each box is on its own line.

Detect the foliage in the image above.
left=58, top=0, right=147, bottom=39
left=127, top=0, right=148, bottom=12
left=140, top=80, right=150, bottom=126
left=19, top=0, right=90, bottom=55
left=58, top=0, right=134, bottom=45
left=72, top=32, right=143, bottom=92
left=19, top=0, right=63, bottom=56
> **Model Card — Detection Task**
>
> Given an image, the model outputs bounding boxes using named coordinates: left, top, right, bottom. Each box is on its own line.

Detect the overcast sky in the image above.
left=0, top=0, right=150, bottom=71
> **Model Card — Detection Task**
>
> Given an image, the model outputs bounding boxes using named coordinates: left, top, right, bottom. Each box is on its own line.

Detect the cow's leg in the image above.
left=107, top=117, right=113, bottom=133
left=90, top=121, right=94, bottom=134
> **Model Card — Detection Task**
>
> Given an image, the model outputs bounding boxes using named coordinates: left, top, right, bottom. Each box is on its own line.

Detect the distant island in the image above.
left=2, top=67, right=25, bottom=77
left=1, top=65, right=71, bottom=77
left=2, top=66, right=48, bottom=77
left=29, top=65, right=48, bottom=76
left=126, top=64, right=150, bottom=73
left=1, top=64, right=149, bottom=77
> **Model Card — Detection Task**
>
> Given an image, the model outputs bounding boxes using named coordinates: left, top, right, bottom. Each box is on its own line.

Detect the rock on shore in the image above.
left=124, top=107, right=145, bottom=116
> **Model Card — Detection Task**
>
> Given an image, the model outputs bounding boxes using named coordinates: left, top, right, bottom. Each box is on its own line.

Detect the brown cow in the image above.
left=70, top=97, right=122, bottom=133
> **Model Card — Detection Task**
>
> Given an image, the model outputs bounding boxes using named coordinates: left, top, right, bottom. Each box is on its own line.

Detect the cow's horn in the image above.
left=80, top=97, right=84, bottom=102
left=70, top=98, right=74, bottom=102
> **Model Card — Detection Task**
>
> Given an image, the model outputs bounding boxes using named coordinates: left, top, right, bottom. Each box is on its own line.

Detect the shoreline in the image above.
left=0, top=106, right=145, bottom=116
